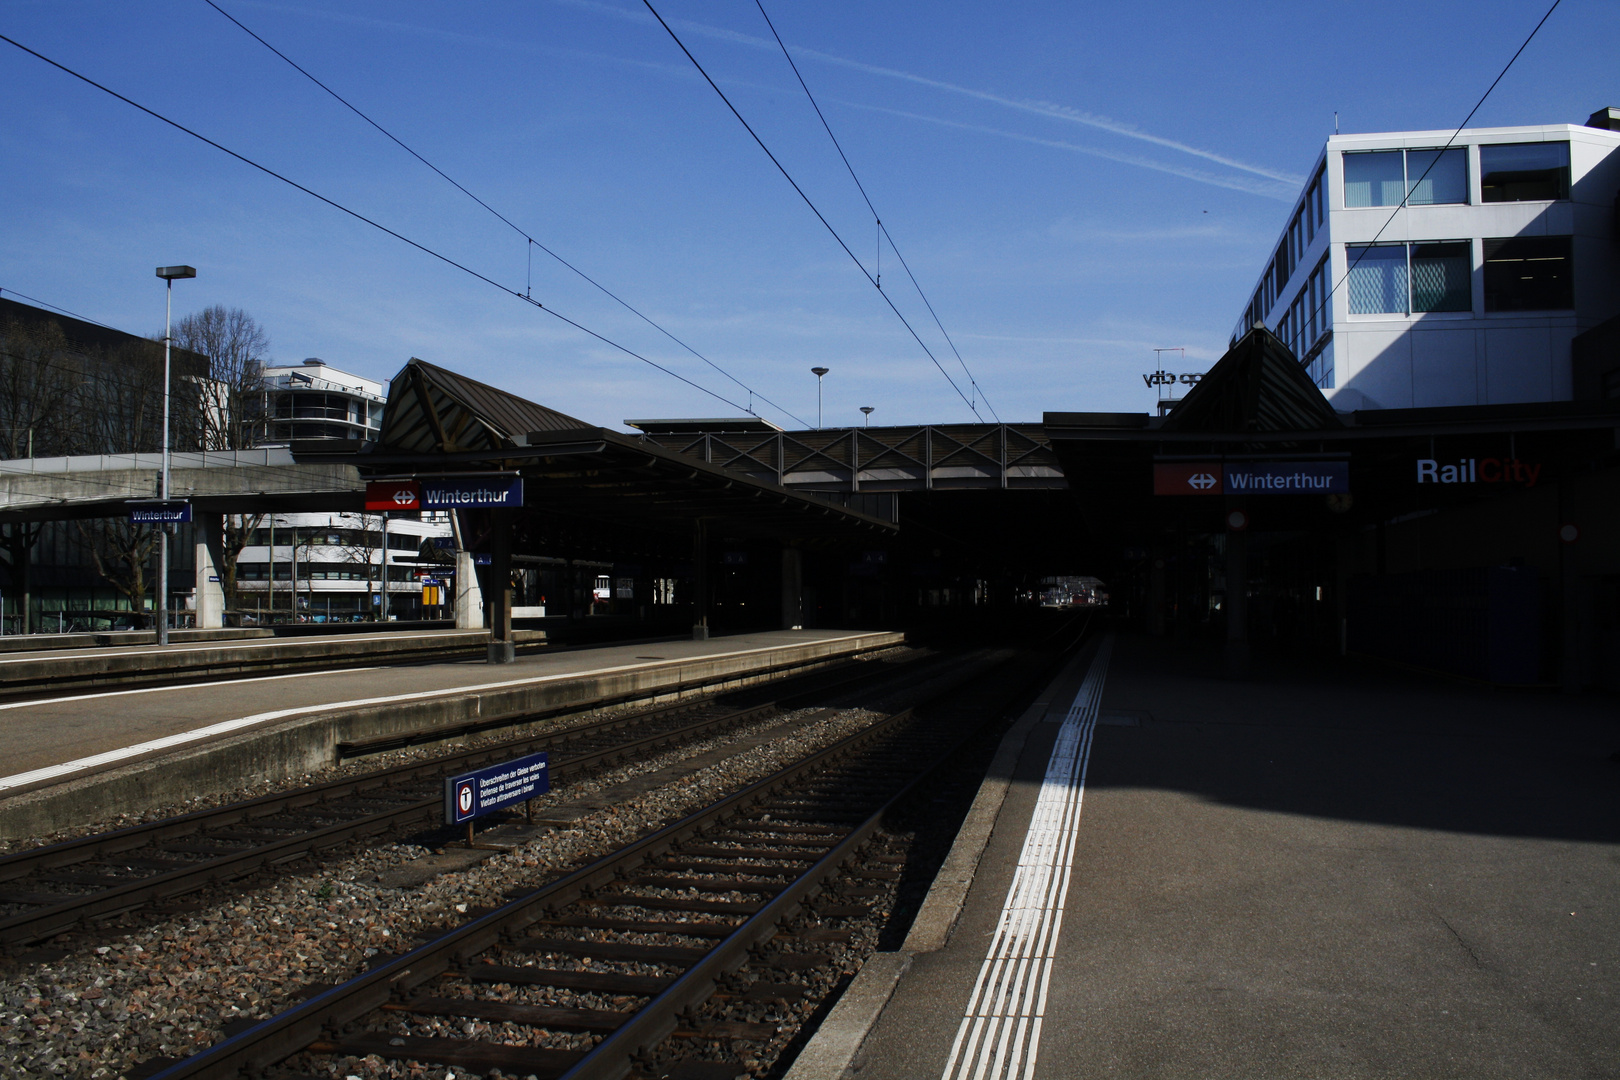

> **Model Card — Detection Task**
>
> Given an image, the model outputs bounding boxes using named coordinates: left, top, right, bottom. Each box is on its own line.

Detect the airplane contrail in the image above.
left=556, top=0, right=1303, bottom=186
left=835, top=99, right=1296, bottom=200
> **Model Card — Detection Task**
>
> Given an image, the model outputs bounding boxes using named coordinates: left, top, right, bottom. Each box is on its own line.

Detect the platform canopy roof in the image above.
left=294, top=359, right=894, bottom=556
left=1041, top=326, right=1620, bottom=562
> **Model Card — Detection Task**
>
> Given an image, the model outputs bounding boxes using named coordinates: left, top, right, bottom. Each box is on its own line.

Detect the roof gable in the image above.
left=1160, top=327, right=1341, bottom=434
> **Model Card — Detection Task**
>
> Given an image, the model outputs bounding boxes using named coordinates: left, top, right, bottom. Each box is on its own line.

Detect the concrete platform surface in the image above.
left=0, top=627, right=544, bottom=692
left=0, top=628, right=902, bottom=838
left=845, top=634, right=1620, bottom=1080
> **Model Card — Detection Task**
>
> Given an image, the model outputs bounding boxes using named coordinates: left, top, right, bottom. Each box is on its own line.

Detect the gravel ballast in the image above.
left=0, top=704, right=894, bottom=1080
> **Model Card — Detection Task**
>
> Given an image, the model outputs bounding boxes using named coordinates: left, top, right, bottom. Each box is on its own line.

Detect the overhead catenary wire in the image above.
left=0, top=32, right=761, bottom=419
left=202, top=0, right=809, bottom=428
left=752, top=0, right=999, bottom=422
left=640, top=0, right=985, bottom=421
left=1304, top=0, right=1562, bottom=348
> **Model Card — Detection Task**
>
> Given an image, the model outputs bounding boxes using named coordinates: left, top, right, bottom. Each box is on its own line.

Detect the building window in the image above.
left=1405, top=148, right=1467, bottom=205
left=1343, top=148, right=1467, bottom=208
left=1347, top=241, right=1471, bottom=314
left=1480, top=142, right=1569, bottom=202
left=1483, top=235, right=1573, bottom=310
left=1343, top=151, right=1406, bottom=207
left=1409, top=242, right=1471, bottom=312
left=1347, top=244, right=1409, bottom=313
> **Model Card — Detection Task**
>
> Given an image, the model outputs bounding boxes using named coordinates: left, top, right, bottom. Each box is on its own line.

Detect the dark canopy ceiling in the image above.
left=295, top=358, right=894, bottom=559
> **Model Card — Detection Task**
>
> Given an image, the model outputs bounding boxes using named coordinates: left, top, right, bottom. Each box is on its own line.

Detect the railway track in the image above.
left=137, top=634, right=1082, bottom=1080
left=0, top=647, right=945, bottom=949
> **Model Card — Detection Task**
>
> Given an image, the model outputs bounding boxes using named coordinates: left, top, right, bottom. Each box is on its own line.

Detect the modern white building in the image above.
left=252, top=358, right=385, bottom=443
left=1231, top=107, right=1620, bottom=410
left=238, top=359, right=452, bottom=622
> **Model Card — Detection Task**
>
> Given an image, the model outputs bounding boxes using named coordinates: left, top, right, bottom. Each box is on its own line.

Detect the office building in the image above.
left=1231, top=107, right=1620, bottom=409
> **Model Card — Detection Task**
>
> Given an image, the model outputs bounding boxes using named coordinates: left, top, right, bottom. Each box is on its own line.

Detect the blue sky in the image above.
left=2, top=1, right=1614, bottom=429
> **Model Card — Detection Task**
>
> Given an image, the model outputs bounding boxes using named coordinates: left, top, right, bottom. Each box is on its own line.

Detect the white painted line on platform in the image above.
left=939, top=634, right=1114, bottom=1080
left=0, top=632, right=882, bottom=794
left=0, top=665, right=383, bottom=713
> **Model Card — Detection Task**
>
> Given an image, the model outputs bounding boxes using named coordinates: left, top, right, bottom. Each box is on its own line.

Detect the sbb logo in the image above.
left=365, top=480, right=421, bottom=512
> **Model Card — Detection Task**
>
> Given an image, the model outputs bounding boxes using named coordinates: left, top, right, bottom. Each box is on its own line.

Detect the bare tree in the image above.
left=171, top=305, right=269, bottom=451
left=171, top=307, right=270, bottom=623
left=0, top=317, right=92, bottom=631
left=0, top=317, right=86, bottom=459
left=78, top=518, right=159, bottom=627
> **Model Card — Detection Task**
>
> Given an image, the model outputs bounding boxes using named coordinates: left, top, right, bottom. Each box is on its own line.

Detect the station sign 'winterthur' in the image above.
left=364, top=475, right=525, bottom=511
left=1154, top=461, right=1349, bottom=496
left=444, top=752, right=549, bottom=825
left=127, top=500, right=192, bottom=524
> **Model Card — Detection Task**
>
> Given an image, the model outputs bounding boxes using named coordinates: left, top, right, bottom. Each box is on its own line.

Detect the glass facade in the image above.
left=1480, top=142, right=1569, bottom=202
left=1343, top=148, right=1466, bottom=208
left=1348, top=242, right=1471, bottom=315
left=1483, top=235, right=1573, bottom=310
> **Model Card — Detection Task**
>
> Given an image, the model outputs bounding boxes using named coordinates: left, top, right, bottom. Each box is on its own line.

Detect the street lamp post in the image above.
left=811, top=367, right=829, bottom=429
left=155, top=265, right=196, bottom=646
left=860, top=406, right=874, bottom=428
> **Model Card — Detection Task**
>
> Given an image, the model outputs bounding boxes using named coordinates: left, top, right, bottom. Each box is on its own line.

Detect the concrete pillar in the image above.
left=1559, top=484, right=1581, bottom=694
left=455, top=551, right=484, bottom=629
left=1225, top=517, right=1250, bottom=680
left=692, top=519, right=709, bottom=640
left=780, top=546, right=803, bottom=629
left=1148, top=557, right=1167, bottom=637
left=194, top=514, right=226, bottom=630
left=487, top=509, right=514, bottom=664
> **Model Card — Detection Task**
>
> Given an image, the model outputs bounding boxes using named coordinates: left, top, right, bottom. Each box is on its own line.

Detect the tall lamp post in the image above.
left=155, top=265, right=196, bottom=646
left=811, top=366, right=829, bottom=429
left=860, top=406, right=874, bottom=428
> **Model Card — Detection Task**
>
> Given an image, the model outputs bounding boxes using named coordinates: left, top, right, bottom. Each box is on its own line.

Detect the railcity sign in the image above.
left=1154, top=461, right=1349, bottom=496
left=444, top=752, right=549, bottom=825
left=1415, top=457, right=1541, bottom=487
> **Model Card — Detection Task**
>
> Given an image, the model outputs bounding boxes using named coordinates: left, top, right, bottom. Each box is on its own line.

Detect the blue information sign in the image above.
left=1222, top=461, right=1349, bottom=495
left=444, top=752, right=548, bottom=824
left=128, top=501, right=192, bottom=524
left=420, top=475, right=524, bottom=509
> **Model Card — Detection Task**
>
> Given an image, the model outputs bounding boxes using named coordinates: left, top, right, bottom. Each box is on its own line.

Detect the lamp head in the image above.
left=156, top=266, right=197, bottom=281
left=860, top=406, right=874, bottom=416
left=811, top=366, right=829, bottom=377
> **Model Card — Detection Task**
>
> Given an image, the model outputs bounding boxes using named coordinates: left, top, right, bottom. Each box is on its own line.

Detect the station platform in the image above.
left=0, top=627, right=549, bottom=694
left=0, top=628, right=903, bottom=839
left=810, top=633, right=1620, bottom=1080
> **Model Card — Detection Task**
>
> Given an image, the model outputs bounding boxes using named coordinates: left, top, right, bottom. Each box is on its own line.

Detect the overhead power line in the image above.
left=202, top=0, right=808, bottom=429
left=1306, top=0, right=1562, bottom=352
left=0, top=31, right=763, bottom=418
left=752, top=1, right=999, bottom=422
left=639, top=0, right=985, bottom=421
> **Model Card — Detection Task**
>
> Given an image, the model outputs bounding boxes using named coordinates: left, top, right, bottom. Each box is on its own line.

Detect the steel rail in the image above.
left=141, top=639, right=1071, bottom=1080
left=0, top=650, right=941, bottom=946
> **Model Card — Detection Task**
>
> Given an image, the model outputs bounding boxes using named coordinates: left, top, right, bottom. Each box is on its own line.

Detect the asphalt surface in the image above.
left=854, top=633, right=1620, bottom=1079
left=0, top=629, right=875, bottom=780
